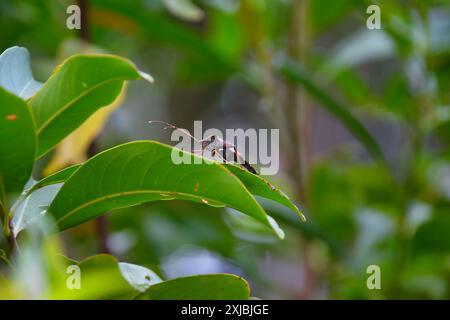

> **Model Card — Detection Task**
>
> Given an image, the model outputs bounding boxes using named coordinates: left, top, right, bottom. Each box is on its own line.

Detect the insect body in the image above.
left=201, top=135, right=257, bottom=174
left=149, top=121, right=258, bottom=175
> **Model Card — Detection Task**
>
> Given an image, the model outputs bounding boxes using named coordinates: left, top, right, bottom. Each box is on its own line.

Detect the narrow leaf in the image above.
left=278, top=58, right=385, bottom=163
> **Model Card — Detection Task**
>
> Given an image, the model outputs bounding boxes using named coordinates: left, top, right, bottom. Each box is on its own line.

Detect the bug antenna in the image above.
left=148, top=120, right=201, bottom=143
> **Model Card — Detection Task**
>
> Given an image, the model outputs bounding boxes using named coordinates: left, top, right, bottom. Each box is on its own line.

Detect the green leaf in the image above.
left=27, top=164, right=80, bottom=195
left=135, top=274, right=250, bottom=300
left=412, top=218, right=450, bottom=256
left=224, top=163, right=306, bottom=221
left=48, top=141, right=284, bottom=238
left=0, top=46, right=43, bottom=99
left=278, top=59, right=385, bottom=163
left=0, top=87, right=36, bottom=205
left=29, top=54, right=153, bottom=157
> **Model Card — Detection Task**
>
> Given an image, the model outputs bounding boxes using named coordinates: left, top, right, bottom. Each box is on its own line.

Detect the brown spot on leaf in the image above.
left=194, top=182, right=199, bottom=192
left=6, top=114, right=17, bottom=121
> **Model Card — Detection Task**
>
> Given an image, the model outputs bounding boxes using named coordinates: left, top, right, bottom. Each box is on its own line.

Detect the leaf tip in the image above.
left=299, top=211, right=307, bottom=222
left=267, top=215, right=285, bottom=240
left=138, top=71, right=154, bottom=83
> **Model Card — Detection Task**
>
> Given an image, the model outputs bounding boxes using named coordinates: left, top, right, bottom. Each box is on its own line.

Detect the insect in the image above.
left=148, top=121, right=258, bottom=175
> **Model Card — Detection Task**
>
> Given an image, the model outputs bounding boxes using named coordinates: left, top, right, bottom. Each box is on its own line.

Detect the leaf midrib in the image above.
left=54, top=189, right=233, bottom=226
left=35, top=76, right=127, bottom=135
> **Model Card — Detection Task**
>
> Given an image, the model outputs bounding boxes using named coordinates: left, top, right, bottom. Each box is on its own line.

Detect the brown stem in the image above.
left=1, top=204, right=19, bottom=256
left=285, top=0, right=316, bottom=299
left=6, top=219, right=20, bottom=255
left=77, top=0, right=90, bottom=42
left=286, top=0, right=313, bottom=203
left=95, top=215, right=111, bottom=254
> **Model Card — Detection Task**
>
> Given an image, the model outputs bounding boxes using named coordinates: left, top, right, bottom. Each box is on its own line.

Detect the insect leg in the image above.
left=212, top=148, right=232, bottom=164
left=148, top=120, right=203, bottom=144
left=232, top=146, right=258, bottom=174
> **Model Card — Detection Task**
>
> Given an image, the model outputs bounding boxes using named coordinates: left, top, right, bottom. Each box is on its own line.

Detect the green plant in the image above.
left=0, top=46, right=302, bottom=299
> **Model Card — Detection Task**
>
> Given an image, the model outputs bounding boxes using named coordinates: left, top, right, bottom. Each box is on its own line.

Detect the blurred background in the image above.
left=1, top=0, right=450, bottom=299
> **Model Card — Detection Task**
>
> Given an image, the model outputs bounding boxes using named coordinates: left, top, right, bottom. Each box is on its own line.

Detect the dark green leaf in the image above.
left=0, top=87, right=36, bottom=205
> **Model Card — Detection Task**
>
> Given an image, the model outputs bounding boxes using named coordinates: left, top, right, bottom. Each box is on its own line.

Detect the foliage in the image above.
left=0, top=46, right=301, bottom=299
left=1, top=0, right=450, bottom=300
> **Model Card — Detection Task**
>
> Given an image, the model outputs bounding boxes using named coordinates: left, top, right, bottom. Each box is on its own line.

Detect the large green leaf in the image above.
left=37, top=162, right=305, bottom=223
left=0, top=87, right=36, bottom=205
left=278, top=59, right=385, bottom=163
left=29, top=54, right=153, bottom=157
left=48, top=141, right=284, bottom=238
left=135, top=274, right=250, bottom=300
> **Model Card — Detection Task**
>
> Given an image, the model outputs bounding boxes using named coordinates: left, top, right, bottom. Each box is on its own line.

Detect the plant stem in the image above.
left=286, top=0, right=313, bottom=203
left=0, top=203, right=18, bottom=256
left=77, top=0, right=90, bottom=42
left=285, top=0, right=316, bottom=299
left=6, top=220, right=19, bottom=255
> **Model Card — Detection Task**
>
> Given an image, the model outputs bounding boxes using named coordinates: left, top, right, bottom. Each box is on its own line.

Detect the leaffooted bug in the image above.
left=148, top=121, right=258, bottom=174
